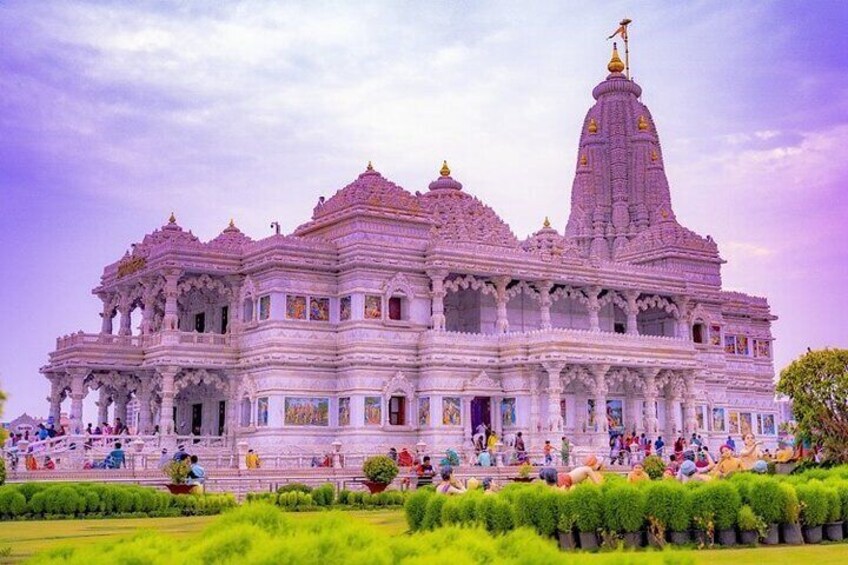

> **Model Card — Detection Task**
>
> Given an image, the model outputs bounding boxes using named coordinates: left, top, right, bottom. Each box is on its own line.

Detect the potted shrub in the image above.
left=644, top=480, right=690, bottom=546
left=711, top=482, right=742, bottom=546
left=797, top=482, right=828, bottom=544
left=514, top=462, right=534, bottom=482
left=748, top=477, right=782, bottom=545
left=362, top=455, right=399, bottom=493
left=571, top=483, right=603, bottom=550
left=823, top=486, right=843, bottom=541
left=603, top=484, right=646, bottom=548
left=557, top=493, right=578, bottom=550
left=163, top=460, right=193, bottom=495
left=778, top=482, right=803, bottom=545
left=641, top=455, right=666, bottom=480
left=737, top=504, right=765, bottom=545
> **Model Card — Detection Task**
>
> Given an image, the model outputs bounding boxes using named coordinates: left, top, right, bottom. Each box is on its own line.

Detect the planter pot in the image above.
left=363, top=481, right=389, bottom=494
left=165, top=484, right=194, bottom=495
left=647, top=530, right=665, bottom=548
left=824, top=521, right=844, bottom=541
left=717, top=528, right=737, bottom=546
left=512, top=477, right=533, bottom=483
left=781, top=523, right=804, bottom=545
left=668, top=530, right=690, bottom=545
left=692, top=529, right=712, bottom=547
left=622, top=531, right=644, bottom=548
left=739, top=530, right=758, bottom=545
left=762, top=523, right=780, bottom=545
left=578, top=531, right=598, bottom=550
left=558, top=530, right=578, bottom=550
left=802, top=525, right=823, bottom=544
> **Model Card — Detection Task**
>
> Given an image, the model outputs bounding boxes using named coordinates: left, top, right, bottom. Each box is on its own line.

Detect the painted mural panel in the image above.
left=729, top=410, right=740, bottom=434
left=338, top=397, right=350, bottom=427
left=309, top=297, right=330, bottom=322
left=712, top=407, right=726, bottom=432
left=442, top=397, right=461, bottom=426
left=761, top=413, right=776, bottom=435
left=364, top=396, right=382, bottom=425
left=587, top=399, right=596, bottom=427
left=710, top=325, right=722, bottom=346
left=696, top=405, right=706, bottom=430
left=739, top=412, right=753, bottom=435
left=259, top=295, right=271, bottom=320
left=606, top=399, right=623, bottom=431
left=418, top=397, right=430, bottom=426
left=257, top=397, right=269, bottom=426
left=501, top=398, right=516, bottom=427
left=340, top=296, right=352, bottom=321
left=754, top=339, right=771, bottom=358
left=286, top=295, right=307, bottom=320
left=284, top=397, right=329, bottom=426
left=559, top=399, right=567, bottom=424
left=364, top=295, right=382, bottom=319
left=735, top=335, right=749, bottom=356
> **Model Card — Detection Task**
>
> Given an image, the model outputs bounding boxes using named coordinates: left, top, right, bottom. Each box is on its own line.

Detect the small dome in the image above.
left=207, top=219, right=253, bottom=251
left=311, top=163, right=422, bottom=220
left=617, top=219, right=719, bottom=261
left=522, top=221, right=581, bottom=259
left=130, top=214, right=202, bottom=256
left=428, top=160, right=463, bottom=191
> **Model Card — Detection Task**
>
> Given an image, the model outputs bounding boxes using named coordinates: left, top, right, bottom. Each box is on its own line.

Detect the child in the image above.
left=543, top=440, right=553, bottom=465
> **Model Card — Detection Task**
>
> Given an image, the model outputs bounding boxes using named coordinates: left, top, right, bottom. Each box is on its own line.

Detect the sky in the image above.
left=1, top=1, right=847, bottom=419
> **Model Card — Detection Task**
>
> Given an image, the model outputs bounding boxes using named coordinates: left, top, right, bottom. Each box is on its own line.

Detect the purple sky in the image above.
left=1, top=2, right=847, bottom=419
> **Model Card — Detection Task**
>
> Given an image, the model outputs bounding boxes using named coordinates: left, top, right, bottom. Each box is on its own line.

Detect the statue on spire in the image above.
left=607, top=18, right=632, bottom=79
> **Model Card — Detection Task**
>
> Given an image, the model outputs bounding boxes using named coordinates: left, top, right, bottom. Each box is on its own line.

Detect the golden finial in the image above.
left=366, top=161, right=374, bottom=171
left=638, top=115, right=649, bottom=131
left=580, top=154, right=588, bottom=166
left=440, top=160, right=451, bottom=177
left=543, top=216, right=551, bottom=229
left=228, top=218, right=235, bottom=228
left=588, top=117, right=598, bottom=134
left=168, top=212, right=176, bottom=224
left=650, top=150, right=658, bottom=162
left=608, top=42, right=625, bottom=73
left=661, top=209, right=669, bottom=219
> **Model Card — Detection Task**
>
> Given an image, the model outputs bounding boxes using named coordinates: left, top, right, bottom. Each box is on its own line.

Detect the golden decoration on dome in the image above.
left=608, top=42, right=625, bottom=73
left=117, top=255, right=146, bottom=279
left=580, top=154, right=588, bottom=166
left=440, top=160, right=451, bottom=177
left=588, top=117, right=598, bottom=134
left=366, top=161, right=374, bottom=171
left=661, top=209, right=669, bottom=219
left=651, top=150, right=658, bottom=161
left=543, top=216, right=551, bottom=228
left=638, top=115, right=649, bottom=131
left=168, top=212, right=176, bottom=224
left=229, top=218, right=235, bottom=228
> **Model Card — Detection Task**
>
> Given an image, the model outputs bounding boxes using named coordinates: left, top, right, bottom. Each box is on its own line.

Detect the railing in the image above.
left=55, top=332, right=143, bottom=350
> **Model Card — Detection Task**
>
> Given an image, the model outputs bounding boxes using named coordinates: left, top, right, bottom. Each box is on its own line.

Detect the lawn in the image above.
left=2, top=509, right=847, bottom=564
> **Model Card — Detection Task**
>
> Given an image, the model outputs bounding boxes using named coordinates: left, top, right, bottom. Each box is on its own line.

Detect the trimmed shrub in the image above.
left=337, top=489, right=351, bottom=505
left=604, top=484, right=646, bottom=533
left=440, top=496, right=463, bottom=525
left=691, top=482, right=741, bottom=531
left=779, top=482, right=801, bottom=524
left=644, top=480, right=690, bottom=532
left=457, top=491, right=481, bottom=526
left=276, top=483, right=312, bottom=494
left=0, top=458, right=5, bottom=486
left=405, top=489, right=433, bottom=531
left=477, top=496, right=514, bottom=535
left=642, top=455, right=666, bottom=480
left=311, top=483, right=335, bottom=507
left=534, top=489, right=560, bottom=537
left=0, top=489, right=26, bottom=517
left=421, top=495, right=447, bottom=531
left=825, top=486, right=841, bottom=523
left=748, top=477, right=784, bottom=524
left=570, top=483, right=603, bottom=533
left=737, top=504, right=763, bottom=533
left=556, top=491, right=577, bottom=533
left=362, top=456, right=399, bottom=485
left=797, top=482, right=829, bottom=527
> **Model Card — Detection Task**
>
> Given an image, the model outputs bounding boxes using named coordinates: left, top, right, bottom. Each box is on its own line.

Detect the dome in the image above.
left=131, top=213, right=202, bottom=256
left=311, top=162, right=421, bottom=220
left=616, top=217, right=720, bottom=261
left=522, top=218, right=582, bottom=260
left=418, top=163, right=518, bottom=247
left=207, top=219, right=253, bottom=252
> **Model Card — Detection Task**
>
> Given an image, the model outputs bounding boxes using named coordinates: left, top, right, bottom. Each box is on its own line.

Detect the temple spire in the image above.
left=608, top=43, right=625, bottom=74
left=440, top=160, right=451, bottom=177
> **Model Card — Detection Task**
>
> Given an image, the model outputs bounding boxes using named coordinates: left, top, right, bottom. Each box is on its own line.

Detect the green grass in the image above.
left=2, top=509, right=847, bottom=564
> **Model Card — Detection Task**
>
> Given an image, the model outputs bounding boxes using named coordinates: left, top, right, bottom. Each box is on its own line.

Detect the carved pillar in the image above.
left=590, top=364, right=610, bottom=449
left=162, top=271, right=181, bottom=331
left=493, top=276, right=510, bottom=334
left=48, top=379, right=63, bottom=424
left=674, top=295, right=691, bottom=340
left=427, top=269, right=448, bottom=331
left=114, top=388, right=128, bottom=426
left=99, top=295, right=114, bottom=335
left=665, top=381, right=681, bottom=440
left=528, top=375, right=541, bottom=451
left=683, top=371, right=698, bottom=435
left=137, top=388, right=152, bottom=435
left=641, top=368, right=660, bottom=435
left=538, top=280, right=553, bottom=330
left=158, top=366, right=179, bottom=435
left=97, top=387, right=111, bottom=426
left=117, top=296, right=132, bottom=336
left=542, top=362, right=565, bottom=432
left=586, top=286, right=602, bottom=332
left=624, top=290, right=640, bottom=335
left=227, top=276, right=242, bottom=334
left=68, top=368, right=88, bottom=435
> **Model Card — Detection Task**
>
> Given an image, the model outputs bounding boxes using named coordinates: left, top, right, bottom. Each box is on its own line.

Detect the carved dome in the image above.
left=131, top=214, right=202, bottom=256
left=310, top=163, right=421, bottom=220
left=418, top=163, right=518, bottom=247
left=616, top=218, right=719, bottom=261
left=207, top=219, right=253, bottom=252
left=521, top=220, right=582, bottom=259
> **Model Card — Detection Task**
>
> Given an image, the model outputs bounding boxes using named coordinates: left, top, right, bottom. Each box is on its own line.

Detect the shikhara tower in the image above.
left=33, top=43, right=780, bottom=472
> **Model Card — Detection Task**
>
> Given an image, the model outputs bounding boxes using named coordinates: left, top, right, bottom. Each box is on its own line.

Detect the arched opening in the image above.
left=242, top=297, right=254, bottom=322
left=692, top=322, right=707, bottom=344
left=637, top=306, right=677, bottom=337
left=445, top=288, right=482, bottom=333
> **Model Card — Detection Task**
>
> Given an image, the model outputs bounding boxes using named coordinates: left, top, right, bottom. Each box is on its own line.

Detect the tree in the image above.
left=777, top=349, right=848, bottom=462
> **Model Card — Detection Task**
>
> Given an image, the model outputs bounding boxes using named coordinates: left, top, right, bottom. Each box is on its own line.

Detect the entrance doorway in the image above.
left=191, top=403, right=203, bottom=435
left=217, top=401, right=226, bottom=436
left=470, top=397, right=491, bottom=447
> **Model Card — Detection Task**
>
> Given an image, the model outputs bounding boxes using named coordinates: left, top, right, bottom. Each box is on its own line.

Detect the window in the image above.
left=259, top=295, right=271, bottom=320
left=692, top=323, right=705, bottom=344
left=220, top=306, right=228, bottom=334
left=340, top=296, right=352, bottom=321
left=388, top=296, right=403, bottom=320
left=194, top=312, right=206, bottom=333
left=389, top=396, right=406, bottom=425
left=613, top=322, right=626, bottom=334
left=753, top=339, right=771, bottom=358
left=257, top=397, right=269, bottom=426
left=309, top=297, right=330, bottom=322
left=240, top=398, right=251, bottom=427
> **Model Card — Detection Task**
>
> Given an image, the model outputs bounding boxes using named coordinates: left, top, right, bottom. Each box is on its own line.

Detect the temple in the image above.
left=37, top=44, right=781, bottom=466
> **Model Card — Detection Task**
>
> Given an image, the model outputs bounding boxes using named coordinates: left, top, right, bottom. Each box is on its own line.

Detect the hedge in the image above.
left=0, top=483, right=235, bottom=520
left=246, top=484, right=406, bottom=512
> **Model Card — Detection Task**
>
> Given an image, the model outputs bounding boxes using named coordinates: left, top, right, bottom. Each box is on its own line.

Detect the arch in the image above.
left=381, top=272, right=416, bottom=300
